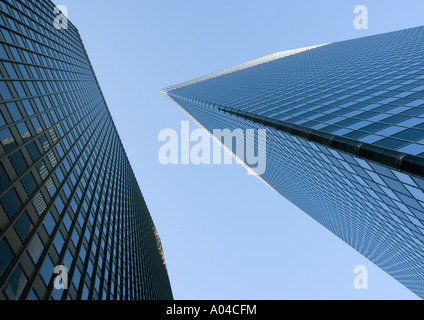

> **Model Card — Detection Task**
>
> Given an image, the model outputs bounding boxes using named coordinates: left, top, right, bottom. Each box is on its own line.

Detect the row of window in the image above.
left=0, top=38, right=91, bottom=76
left=0, top=0, right=172, bottom=300
left=175, top=97, right=424, bottom=297
left=169, top=25, right=424, bottom=158
left=1, top=111, right=148, bottom=299
left=0, top=56, right=94, bottom=84
left=0, top=0, right=85, bottom=59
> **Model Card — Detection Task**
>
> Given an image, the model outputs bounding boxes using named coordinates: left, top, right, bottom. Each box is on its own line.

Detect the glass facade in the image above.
left=163, top=26, right=424, bottom=298
left=0, top=0, right=172, bottom=300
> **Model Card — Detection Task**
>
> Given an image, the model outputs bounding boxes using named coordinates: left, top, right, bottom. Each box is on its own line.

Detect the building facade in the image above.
left=163, top=26, right=424, bottom=298
left=0, top=0, right=172, bottom=300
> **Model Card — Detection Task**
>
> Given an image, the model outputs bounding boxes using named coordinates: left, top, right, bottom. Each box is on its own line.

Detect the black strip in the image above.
left=218, top=107, right=424, bottom=179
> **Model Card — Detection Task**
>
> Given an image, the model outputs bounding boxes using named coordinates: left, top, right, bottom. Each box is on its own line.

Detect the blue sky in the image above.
left=54, top=0, right=424, bottom=299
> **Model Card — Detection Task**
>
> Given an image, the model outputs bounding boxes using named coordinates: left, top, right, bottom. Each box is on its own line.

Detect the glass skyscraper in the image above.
left=163, top=26, right=424, bottom=298
left=0, top=0, right=172, bottom=300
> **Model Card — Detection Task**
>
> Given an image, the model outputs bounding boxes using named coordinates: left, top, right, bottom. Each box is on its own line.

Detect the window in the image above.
left=0, top=187, right=22, bottom=219
left=0, top=163, right=10, bottom=191
left=28, top=233, right=44, bottom=265
left=344, top=130, right=368, bottom=140
left=0, top=238, right=15, bottom=279
left=71, top=229, right=80, bottom=247
left=26, top=289, right=39, bottom=300
left=12, top=81, right=26, bottom=98
left=0, top=43, right=8, bottom=59
left=63, top=183, right=71, bottom=199
left=53, top=231, right=65, bottom=255
left=18, top=64, right=29, bottom=78
left=26, top=81, right=37, bottom=96
left=374, top=137, right=409, bottom=150
left=3, top=264, right=27, bottom=299
left=9, top=150, right=28, bottom=175
left=72, top=265, right=82, bottom=290
left=87, top=259, right=94, bottom=278
left=79, top=244, right=87, bottom=263
left=0, top=128, right=17, bottom=152
left=50, top=286, right=63, bottom=300
left=81, top=283, right=89, bottom=300
left=0, top=111, right=5, bottom=126
left=30, top=117, right=42, bottom=133
left=3, top=62, right=17, bottom=78
left=0, top=81, right=12, bottom=100
left=21, top=171, right=37, bottom=196
left=54, top=196, right=65, bottom=215
left=26, top=141, right=41, bottom=161
left=56, top=144, right=64, bottom=158
left=55, top=167, right=64, bottom=183
left=63, top=249, right=73, bottom=269
left=47, top=179, right=57, bottom=198
left=77, top=213, right=85, bottom=229
left=69, top=199, right=78, bottom=214
left=393, top=128, right=424, bottom=142
left=16, top=122, right=31, bottom=141
left=14, top=210, right=34, bottom=242
left=360, top=122, right=389, bottom=133
left=22, top=99, right=34, bottom=116
left=0, top=28, right=13, bottom=44
left=43, top=211, right=56, bottom=235
left=39, top=255, right=55, bottom=286
left=63, top=212, right=72, bottom=231
left=41, top=113, right=51, bottom=127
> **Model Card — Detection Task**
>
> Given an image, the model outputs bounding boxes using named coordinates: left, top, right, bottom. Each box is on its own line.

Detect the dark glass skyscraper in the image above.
left=0, top=0, right=172, bottom=300
left=163, top=26, right=424, bottom=298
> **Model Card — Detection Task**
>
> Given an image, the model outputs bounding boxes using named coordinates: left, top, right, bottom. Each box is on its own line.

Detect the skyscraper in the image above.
left=163, top=26, right=424, bottom=298
left=0, top=0, right=172, bottom=300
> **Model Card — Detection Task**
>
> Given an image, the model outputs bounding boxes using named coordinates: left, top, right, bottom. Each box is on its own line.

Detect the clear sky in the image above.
left=53, top=0, right=424, bottom=299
